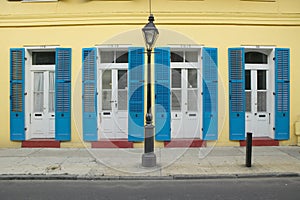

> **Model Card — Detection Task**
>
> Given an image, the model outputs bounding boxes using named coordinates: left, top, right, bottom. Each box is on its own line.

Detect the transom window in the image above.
left=32, top=52, right=56, bottom=65
left=100, top=50, right=128, bottom=64
left=171, top=50, right=199, bottom=63
left=245, top=52, right=268, bottom=64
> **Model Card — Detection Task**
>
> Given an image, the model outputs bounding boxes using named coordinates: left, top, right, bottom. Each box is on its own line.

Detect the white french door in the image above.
left=99, top=69, right=128, bottom=139
left=245, top=67, right=270, bottom=137
left=171, top=68, right=200, bottom=138
left=30, top=70, right=55, bottom=138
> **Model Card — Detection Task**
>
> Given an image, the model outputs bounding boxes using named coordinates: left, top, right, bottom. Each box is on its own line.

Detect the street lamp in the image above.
left=141, top=14, right=159, bottom=167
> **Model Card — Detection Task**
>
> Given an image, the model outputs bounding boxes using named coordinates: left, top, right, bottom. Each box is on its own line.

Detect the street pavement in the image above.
left=0, top=178, right=299, bottom=200
left=0, top=146, right=299, bottom=179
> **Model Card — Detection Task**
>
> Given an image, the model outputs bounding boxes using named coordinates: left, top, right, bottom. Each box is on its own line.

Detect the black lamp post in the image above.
left=141, top=14, right=159, bottom=167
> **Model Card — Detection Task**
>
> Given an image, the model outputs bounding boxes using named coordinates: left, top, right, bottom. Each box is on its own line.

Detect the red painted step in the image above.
left=164, top=139, right=207, bottom=148
left=92, top=140, right=133, bottom=148
left=22, top=139, right=60, bottom=148
left=240, top=137, right=279, bottom=147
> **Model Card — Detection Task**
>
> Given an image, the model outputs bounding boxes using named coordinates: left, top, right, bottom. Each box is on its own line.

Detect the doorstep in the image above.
left=22, top=139, right=60, bottom=148
left=91, top=139, right=134, bottom=148
left=164, top=139, right=207, bottom=148
left=240, top=137, right=279, bottom=147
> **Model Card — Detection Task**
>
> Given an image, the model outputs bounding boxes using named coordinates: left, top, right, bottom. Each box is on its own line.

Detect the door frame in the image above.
left=24, top=47, right=57, bottom=140
left=169, top=46, right=203, bottom=139
left=96, top=46, right=129, bottom=139
left=244, top=47, right=275, bottom=138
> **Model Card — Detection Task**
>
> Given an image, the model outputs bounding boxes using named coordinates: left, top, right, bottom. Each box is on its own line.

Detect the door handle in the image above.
left=30, top=113, right=31, bottom=124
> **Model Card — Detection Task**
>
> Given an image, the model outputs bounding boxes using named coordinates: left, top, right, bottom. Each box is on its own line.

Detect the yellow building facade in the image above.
left=1, top=0, right=300, bottom=148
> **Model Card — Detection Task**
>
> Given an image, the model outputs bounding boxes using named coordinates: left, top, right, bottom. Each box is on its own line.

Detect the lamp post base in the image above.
left=142, top=152, right=156, bottom=167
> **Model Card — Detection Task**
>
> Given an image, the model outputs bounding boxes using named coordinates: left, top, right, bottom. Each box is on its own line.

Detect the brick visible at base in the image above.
left=92, top=140, right=133, bottom=148
left=22, top=139, right=60, bottom=148
left=164, top=139, right=207, bottom=148
left=240, top=137, right=279, bottom=147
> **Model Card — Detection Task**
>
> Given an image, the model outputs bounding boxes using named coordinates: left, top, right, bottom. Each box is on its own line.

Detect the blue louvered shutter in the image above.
left=229, top=48, right=245, bottom=140
left=154, top=47, right=171, bottom=141
left=10, top=48, right=25, bottom=141
left=55, top=48, right=72, bottom=141
left=82, top=48, right=98, bottom=141
left=128, top=47, right=145, bottom=142
left=202, top=47, right=218, bottom=140
left=274, top=48, right=290, bottom=140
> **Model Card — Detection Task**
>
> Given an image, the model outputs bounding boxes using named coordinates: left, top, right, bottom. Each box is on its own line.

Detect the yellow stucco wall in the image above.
left=1, top=0, right=300, bottom=147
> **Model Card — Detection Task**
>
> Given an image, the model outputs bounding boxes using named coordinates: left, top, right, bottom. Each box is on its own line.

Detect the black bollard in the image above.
left=246, top=132, right=253, bottom=167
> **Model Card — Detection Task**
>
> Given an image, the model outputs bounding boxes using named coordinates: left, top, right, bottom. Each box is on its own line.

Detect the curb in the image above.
left=0, top=173, right=299, bottom=181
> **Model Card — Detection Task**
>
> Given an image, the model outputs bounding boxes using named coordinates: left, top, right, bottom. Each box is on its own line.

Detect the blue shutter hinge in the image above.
left=96, top=92, right=98, bottom=95
left=201, top=128, right=203, bottom=131
left=201, top=92, right=203, bottom=95
left=24, top=92, right=27, bottom=96
left=273, top=127, right=275, bottom=131
left=273, top=57, right=275, bottom=61
left=273, top=92, right=276, bottom=95
left=24, top=127, right=27, bottom=131
left=25, top=57, right=27, bottom=61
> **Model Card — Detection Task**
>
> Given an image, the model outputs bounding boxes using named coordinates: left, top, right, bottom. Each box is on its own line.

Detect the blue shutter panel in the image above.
left=202, top=47, right=218, bottom=140
left=275, top=48, right=290, bottom=140
left=128, top=47, right=145, bottom=142
left=229, top=48, right=245, bottom=140
left=154, top=47, right=171, bottom=141
left=10, top=48, right=25, bottom=141
left=55, top=48, right=72, bottom=141
left=82, top=48, right=98, bottom=141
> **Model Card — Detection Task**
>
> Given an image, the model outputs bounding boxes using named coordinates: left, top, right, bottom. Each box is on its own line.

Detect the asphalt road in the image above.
left=0, top=177, right=299, bottom=200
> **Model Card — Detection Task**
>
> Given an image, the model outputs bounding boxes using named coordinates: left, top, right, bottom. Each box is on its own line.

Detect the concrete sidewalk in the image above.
left=0, top=146, right=300, bottom=179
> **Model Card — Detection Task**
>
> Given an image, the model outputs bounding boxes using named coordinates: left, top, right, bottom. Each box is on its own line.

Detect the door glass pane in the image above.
left=102, top=70, right=112, bottom=89
left=246, top=91, right=251, bottom=112
left=188, top=89, right=198, bottom=111
left=172, top=90, right=181, bottom=111
left=171, top=51, right=184, bottom=62
left=257, top=70, right=266, bottom=90
left=102, top=70, right=112, bottom=111
left=257, top=91, right=267, bottom=112
left=171, top=69, right=181, bottom=111
left=100, top=51, right=114, bottom=63
left=172, top=69, right=181, bottom=88
left=33, top=72, right=44, bottom=112
left=49, top=72, right=55, bottom=113
left=185, top=51, right=198, bottom=62
left=245, top=70, right=251, bottom=90
left=118, top=70, right=128, bottom=111
left=188, top=69, right=197, bottom=88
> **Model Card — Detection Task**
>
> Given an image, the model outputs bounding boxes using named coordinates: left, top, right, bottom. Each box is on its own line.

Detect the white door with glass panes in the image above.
left=29, top=52, right=55, bottom=138
left=171, top=68, right=200, bottom=138
left=99, top=69, right=128, bottom=139
left=245, top=67, right=269, bottom=137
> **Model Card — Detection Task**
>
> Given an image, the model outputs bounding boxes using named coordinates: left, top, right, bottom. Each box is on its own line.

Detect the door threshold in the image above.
left=91, top=139, right=133, bottom=148
left=164, top=139, right=207, bottom=148
left=22, top=139, right=60, bottom=148
left=240, top=137, right=279, bottom=147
